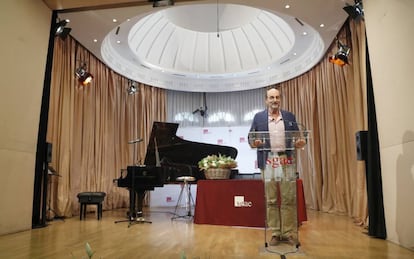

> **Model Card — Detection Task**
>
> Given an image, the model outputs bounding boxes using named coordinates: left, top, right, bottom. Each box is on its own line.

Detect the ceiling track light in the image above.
left=149, top=0, right=174, bottom=8
left=343, top=0, right=364, bottom=20
left=55, top=19, right=72, bottom=40
left=329, top=39, right=351, bottom=67
left=127, top=80, right=137, bottom=95
left=75, top=63, right=93, bottom=86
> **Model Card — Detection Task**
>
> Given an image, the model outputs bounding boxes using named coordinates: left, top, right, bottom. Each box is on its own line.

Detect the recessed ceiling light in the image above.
left=93, top=39, right=98, bottom=43
left=285, top=5, right=290, bottom=9
left=302, top=32, right=308, bottom=36
left=116, top=40, right=121, bottom=44
left=320, top=24, right=325, bottom=28
left=113, top=19, right=117, bottom=23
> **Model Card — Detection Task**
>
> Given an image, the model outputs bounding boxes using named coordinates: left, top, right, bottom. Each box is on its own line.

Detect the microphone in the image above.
left=128, top=138, right=143, bottom=144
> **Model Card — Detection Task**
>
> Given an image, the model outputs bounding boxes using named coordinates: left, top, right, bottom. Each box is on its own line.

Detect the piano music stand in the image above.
left=46, top=166, right=63, bottom=221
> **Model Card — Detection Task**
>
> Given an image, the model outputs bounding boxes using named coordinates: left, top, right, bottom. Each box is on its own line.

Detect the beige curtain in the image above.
left=47, top=37, right=166, bottom=217
left=279, top=19, right=368, bottom=224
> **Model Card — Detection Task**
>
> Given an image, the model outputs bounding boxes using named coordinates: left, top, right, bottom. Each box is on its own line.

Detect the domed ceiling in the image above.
left=54, top=0, right=349, bottom=92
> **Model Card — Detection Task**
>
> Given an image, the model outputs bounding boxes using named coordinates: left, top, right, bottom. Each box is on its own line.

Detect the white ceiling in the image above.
left=48, top=0, right=351, bottom=92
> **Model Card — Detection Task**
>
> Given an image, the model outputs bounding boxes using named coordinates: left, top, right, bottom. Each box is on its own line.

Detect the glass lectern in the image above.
left=248, top=130, right=310, bottom=255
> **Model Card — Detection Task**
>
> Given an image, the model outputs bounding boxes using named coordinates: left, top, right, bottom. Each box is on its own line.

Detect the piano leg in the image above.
left=134, top=191, right=152, bottom=224
left=114, top=189, right=152, bottom=226
left=129, top=188, right=137, bottom=219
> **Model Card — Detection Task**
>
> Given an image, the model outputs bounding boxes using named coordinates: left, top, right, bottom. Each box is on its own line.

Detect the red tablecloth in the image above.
left=194, top=179, right=307, bottom=227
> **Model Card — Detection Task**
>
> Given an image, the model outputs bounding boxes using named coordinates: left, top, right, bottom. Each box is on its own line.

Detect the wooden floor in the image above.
left=0, top=208, right=413, bottom=259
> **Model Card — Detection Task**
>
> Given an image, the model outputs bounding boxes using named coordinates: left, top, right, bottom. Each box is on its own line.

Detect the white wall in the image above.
left=364, top=0, right=414, bottom=250
left=0, top=1, right=51, bottom=234
left=150, top=184, right=197, bottom=208
left=177, top=126, right=258, bottom=174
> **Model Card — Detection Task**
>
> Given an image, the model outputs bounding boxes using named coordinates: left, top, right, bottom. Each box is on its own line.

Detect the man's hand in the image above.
left=252, top=139, right=263, bottom=148
left=295, top=138, right=306, bottom=149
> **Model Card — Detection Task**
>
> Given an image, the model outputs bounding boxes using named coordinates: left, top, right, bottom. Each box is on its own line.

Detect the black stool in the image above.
left=77, top=192, right=106, bottom=220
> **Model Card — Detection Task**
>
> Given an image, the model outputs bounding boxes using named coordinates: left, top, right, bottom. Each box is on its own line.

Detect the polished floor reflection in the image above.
left=0, top=208, right=413, bottom=258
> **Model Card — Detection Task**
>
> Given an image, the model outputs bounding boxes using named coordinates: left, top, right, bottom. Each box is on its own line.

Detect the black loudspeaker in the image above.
left=356, top=131, right=368, bottom=161
left=46, top=142, right=52, bottom=163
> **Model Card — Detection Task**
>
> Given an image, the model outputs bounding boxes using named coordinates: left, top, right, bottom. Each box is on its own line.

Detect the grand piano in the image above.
left=115, top=121, right=238, bottom=221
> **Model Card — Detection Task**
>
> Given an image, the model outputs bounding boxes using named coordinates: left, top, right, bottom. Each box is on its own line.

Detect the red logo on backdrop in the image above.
left=266, top=156, right=293, bottom=168
left=239, top=137, right=246, bottom=143
left=203, top=129, right=209, bottom=134
left=217, top=139, right=223, bottom=144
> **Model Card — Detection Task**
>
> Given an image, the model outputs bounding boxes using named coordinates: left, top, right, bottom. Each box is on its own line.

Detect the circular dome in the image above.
left=101, top=3, right=324, bottom=92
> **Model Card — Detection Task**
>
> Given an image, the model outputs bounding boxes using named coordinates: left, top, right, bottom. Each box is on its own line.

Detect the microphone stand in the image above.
left=128, top=138, right=143, bottom=165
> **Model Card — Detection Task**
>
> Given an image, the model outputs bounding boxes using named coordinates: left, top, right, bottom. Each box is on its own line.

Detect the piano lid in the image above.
left=144, top=121, right=237, bottom=166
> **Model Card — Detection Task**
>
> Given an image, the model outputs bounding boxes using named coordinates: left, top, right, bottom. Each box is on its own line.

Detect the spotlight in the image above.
left=343, top=0, right=364, bottom=20
left=75, top=63, right=93, bottom=86
left=127, top=80, right=137, bottom=95
left=329, top=40, right=351, bottom=67
left=55, top=19, right=72, bottom=40
left=149, top=0, right=174, bottom=8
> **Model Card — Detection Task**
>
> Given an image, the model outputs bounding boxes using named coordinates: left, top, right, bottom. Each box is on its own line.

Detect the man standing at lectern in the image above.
left=248, top=86, right=306, bottom=246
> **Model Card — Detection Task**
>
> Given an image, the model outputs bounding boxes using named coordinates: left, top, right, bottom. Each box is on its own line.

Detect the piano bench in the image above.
left=77, top=192, right=106, bottom=220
